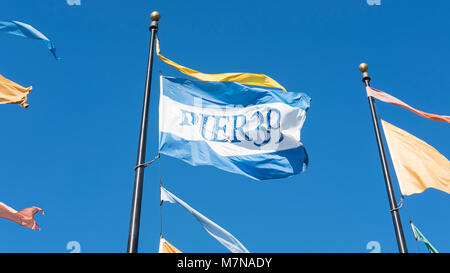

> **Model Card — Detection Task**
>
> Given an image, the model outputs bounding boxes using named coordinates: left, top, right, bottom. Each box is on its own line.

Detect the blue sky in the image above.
left=0, top=0, right=448, bottom=253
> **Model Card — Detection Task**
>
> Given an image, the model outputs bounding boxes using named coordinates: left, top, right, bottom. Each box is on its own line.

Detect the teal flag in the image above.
left=410, top=222, right=439, bottom=253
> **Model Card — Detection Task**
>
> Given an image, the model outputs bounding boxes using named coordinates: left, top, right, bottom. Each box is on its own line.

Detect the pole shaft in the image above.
left=363, top=78, right=408, bottom=253
left=127, top=22, right=158, bottom=253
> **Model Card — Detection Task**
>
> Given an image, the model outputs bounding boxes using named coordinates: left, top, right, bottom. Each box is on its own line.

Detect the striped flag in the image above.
left=159, top=76, right=310, bottom=180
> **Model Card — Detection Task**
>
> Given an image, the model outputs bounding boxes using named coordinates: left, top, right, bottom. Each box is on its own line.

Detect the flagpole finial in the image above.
left=359, top=63, right=369, bottom=73
left=359, top=63, right=371, bottom=82
left=151, top=11, right=161, bottom=22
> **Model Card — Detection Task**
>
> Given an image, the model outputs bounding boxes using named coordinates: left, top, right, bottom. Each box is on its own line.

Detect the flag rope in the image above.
left=159, top=154, right=164, bottom=238
left=402, top=196, right=422, bottom=253
left=134, top=153, right=160, bottom=171
left=388, top=196, right=404, bottom=212
left=157, top=39, right=165, bottom=239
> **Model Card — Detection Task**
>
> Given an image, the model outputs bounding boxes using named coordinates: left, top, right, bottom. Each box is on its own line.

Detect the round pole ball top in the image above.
left=359, top=63, right=369, bottom=73
left=151, top=11, right=161, bottom=21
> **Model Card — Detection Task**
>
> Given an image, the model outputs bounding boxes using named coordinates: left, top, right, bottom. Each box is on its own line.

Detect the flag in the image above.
left=156, top=37, right=286, bottom=91
left=159, top=76, right=310, bottom=180
left=381, top=119, right=450, bottom=195
left=0, top=202, right=43, bottom=230
left=159, top=237, right=182, bottom=253
left=0, top=74, right=32, bottom=108
left=410, top=222, right=439, bottom=253
left=0, top=20, right=59, bottom=59
left=160, top=186, right=249, bottom=253
left=367, top=86, right=450, bottom=123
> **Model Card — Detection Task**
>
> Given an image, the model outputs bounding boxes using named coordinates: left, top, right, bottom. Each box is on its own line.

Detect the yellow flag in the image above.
left=0, top=74, right=32, bottom=108
left=156, top=38, right=287, bottom=92
left=158, top=237, right=182, bottom=253
left=381, top=119, right=450, bottom=196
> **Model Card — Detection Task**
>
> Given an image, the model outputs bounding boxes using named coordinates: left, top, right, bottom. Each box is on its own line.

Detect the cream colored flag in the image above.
left=381, top=119, right=450, bottom=195
left=0, top=74, right=32, bottom=108
left=159, top=237, right=182, bottom=253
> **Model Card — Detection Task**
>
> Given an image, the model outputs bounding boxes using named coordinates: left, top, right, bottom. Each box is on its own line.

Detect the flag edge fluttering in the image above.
left=160, top=186, right=250, bottom=253
left=367, top=86, right=450, bottom=123
left=156, top=37, right=287, bottom=92
left=410, top=222, right=439, bottom=253
left=0, top=202, right=44, bottom=230
left=0, top=74, right=33, bottom=108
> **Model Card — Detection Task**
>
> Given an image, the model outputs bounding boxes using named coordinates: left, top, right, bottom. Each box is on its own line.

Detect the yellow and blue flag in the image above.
left=157, top=38, right=310, bottom=180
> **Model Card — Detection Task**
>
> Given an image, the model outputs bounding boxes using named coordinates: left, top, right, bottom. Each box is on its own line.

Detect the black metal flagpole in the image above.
left=127, top=11, right=161, bottom=253
left=359, top=63, right=408, bottom=253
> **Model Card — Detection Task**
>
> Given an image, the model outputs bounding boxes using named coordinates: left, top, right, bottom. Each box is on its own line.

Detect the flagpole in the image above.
left=359, top=63, right=408, bottom=253
left=127, top=11, right=161, bottom=253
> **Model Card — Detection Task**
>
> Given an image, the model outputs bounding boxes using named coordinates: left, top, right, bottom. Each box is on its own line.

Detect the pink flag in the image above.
left=0, top=202, right=44, bottom=230
left=366, top=86, right=450, bottom=123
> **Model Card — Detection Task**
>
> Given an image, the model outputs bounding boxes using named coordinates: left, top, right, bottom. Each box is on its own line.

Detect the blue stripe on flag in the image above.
left=162, top=76, right=310, bottom=110
left=159, top=132, right=308, bottom=180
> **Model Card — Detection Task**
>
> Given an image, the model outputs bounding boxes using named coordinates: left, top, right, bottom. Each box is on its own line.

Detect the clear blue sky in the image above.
left=0, top=0, right=448, bottom=253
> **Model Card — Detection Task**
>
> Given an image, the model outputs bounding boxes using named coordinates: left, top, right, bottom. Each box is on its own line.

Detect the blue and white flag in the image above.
left=161, top=186, right=249, bottom=253
left=159, top=76, right=311, bottom=180
left=0, top=20, right=58, bottom=59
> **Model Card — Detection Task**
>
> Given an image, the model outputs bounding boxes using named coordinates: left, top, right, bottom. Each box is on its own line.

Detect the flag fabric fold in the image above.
left=0, top=74, right=32, bottom=108
left=156, top=37, right=286, bottom=91
left=410, top=222, right=439, bottom=253
left=381, top=119, right=450, bottom=196
left=159, top=237, right=182, bottom=253
left=366, top=86, right=450, bottom=123
left=0, top=20, right=59, bottom=59
left=0, top=202, right=43, bottom=230
left=160, top=186, right=249, bottom=253
left=159, top=76, right=310, bottom=180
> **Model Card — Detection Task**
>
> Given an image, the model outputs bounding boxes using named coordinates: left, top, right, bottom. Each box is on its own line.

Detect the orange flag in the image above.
left=159, top=237, right=182, bottom=253
left=0, top=202, right=43, bottom=230
left=0, top=74, right=32, bottom=108
left=367, top=86, right=450, bottom=123
left=382, top=120, right=450, bottom=196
